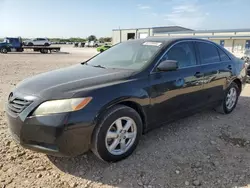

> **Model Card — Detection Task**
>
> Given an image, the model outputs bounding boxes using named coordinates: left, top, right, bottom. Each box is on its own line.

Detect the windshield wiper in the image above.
left=92, top=65, right=106, bottom=69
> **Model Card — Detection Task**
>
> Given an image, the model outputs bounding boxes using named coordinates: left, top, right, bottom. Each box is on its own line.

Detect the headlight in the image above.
left=33, top=97, right=92, bottom=116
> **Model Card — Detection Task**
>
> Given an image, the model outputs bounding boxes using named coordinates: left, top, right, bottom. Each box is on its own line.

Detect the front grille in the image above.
left=8, top=97, right=33, bottom=114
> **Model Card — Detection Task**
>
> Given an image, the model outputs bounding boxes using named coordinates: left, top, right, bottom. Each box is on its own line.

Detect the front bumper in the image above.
left=6, top=106, right=96, bottom=157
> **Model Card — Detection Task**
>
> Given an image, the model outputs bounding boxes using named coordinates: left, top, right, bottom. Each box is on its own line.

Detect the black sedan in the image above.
left=6, top=37, right=247, bottom=162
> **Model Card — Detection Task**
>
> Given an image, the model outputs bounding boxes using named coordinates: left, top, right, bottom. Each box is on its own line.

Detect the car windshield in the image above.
left=86, top=41, right=162, bottom=70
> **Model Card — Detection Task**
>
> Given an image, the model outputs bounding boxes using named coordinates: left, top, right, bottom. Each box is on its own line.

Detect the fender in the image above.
left=94, top=93, right=150, bottom=131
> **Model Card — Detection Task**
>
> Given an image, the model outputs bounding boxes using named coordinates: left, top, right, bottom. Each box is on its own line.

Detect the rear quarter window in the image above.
left=218, top=48, right=230, bottom=61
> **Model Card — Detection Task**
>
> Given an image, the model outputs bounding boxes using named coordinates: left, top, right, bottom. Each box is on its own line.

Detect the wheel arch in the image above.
left=118, top=100, right=147, bottom=132
left=232, top=78, right=242, bottom=93
left=94, top=98, right=148, bottom=133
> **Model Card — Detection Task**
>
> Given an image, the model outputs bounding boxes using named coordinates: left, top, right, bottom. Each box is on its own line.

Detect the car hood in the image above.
left=15, top=63, right=134, bottom=99
left=0, top=42, right=7, bottom=46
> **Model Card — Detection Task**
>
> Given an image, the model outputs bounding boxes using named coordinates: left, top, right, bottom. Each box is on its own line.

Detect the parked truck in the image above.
left=0, top=37, right=60, bottom=54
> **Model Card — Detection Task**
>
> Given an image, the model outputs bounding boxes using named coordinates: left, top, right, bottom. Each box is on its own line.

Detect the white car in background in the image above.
left=23, top=38, right=51, bottom=46
left=88, top=41, right=105, bottom=47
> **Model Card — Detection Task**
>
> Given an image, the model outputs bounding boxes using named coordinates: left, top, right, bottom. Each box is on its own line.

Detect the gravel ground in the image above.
left=1, top=48, right=250, bottom=188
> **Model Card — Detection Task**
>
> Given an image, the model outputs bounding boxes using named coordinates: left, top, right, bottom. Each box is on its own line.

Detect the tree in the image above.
left=87, top=35, right=97, bottom=42
left=98, top=37, right=112, bottom=43
left=103, top=37, right=112, bottom=42
left=99, top=37, right=105, bottom=43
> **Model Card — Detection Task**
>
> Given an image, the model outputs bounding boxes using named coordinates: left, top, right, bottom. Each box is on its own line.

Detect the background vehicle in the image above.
left=241, top=49, right=250, bottom=82
left=97, top=45, right=112, bottom=52
left=6, top=38, right=247, bottom=162
left=79, top=42, right=85, bottom=47
left=0, top=37, right=60, bottom=54
left=88, top=41, right=95, bottom=47
left=84, top=41, right=90, bottom=47
left=23, top=38, right=51, bottom=46
left=241, top=49, right=250, bottom=62
left=0, top=37, right=23, bottom=53
left=87, top=41, right=106, bottom=47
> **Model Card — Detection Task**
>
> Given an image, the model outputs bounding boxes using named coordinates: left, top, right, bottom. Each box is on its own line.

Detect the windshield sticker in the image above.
left=142, top=42, right=162, bottom=47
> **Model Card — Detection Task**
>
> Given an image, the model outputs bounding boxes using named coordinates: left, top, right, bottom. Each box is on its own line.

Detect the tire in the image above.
left=40, top=49, right=48, bottom=54
left=0, top=48, right=7, bottom=53
left=43, top=49, right=48, bottom=54
left=91, top=105, right=143, bottom=162
left=28, top=42, right=33, bottom=46
left=215, top=82, right=240, bottom=114
left=44, top=43, right=50, bottom=46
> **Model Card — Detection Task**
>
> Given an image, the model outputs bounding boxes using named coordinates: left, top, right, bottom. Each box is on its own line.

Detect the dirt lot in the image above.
left=1, top=47, right=250, bottom=188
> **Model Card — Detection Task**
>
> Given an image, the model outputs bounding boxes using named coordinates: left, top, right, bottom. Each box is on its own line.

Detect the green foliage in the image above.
left=87, top=35, right=97, bottom=42
left=49, top=38, right=86, bottom=43
left=99, top=37, right=112, bottom=43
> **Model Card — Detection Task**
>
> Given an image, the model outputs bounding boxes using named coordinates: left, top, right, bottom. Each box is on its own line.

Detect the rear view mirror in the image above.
left=157, top=60, right=178, bottom=71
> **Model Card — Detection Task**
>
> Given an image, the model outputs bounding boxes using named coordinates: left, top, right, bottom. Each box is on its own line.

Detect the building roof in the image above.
left=152, top=26, right=193, bottom=33
left=112, top=26, right=193, bottom=31
left=127, top=37, right=216, bottom=44
left=159, top=28, right=250, bottom=34
left=153, top=35, right=250, bottom=39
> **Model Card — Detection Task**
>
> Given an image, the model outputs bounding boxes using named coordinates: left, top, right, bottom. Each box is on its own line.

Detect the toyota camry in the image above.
left=6, top=37, right=247, bottom=162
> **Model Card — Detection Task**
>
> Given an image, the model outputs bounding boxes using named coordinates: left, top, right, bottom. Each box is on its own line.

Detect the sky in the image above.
left=1, top=0, right=250, bottom=38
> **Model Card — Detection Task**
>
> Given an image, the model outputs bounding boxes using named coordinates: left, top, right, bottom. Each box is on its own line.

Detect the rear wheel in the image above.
left=28, top=42, right=33, bottom=46
left=44, top=43, right=50, bottom=46
left=40, top=49, right=48, bottom=54
left=215, top=82, right=240, bottom=114
left=91, top=105, right=142, bottom=162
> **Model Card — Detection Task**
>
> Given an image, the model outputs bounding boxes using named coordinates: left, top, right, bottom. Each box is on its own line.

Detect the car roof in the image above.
left=125, top=37, right=215, bottom=46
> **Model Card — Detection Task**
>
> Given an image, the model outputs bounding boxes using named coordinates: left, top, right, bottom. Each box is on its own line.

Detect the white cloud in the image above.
left=163, top=0, right=209, bottom=29
left=137, top=4, right=151, bottom=10
left=151, top=13, right=158, bottom=17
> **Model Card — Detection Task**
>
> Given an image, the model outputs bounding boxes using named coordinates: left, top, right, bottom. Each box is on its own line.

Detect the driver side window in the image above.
left=161, top=42, right=197, bottom=69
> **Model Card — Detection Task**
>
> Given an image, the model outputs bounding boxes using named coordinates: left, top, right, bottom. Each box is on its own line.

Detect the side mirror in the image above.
left=157, top=60, right=178, bottom=71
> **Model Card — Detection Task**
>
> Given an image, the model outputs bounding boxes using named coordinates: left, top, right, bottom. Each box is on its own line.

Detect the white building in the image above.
left=112, top=26, right=192, bottom=44
left=112, top=26, right=250, bottom=58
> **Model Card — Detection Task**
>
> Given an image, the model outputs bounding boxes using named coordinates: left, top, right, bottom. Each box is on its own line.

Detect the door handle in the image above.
left=194, top=72, right=204, bottom=78
left=227, top=65, right=232, bottom=70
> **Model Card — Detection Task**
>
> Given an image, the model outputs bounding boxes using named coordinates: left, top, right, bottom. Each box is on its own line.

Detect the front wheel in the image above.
left=215, top=82, right=240, bottom=114
left=0, top=48, right=8, bottom=53
left=91, top=105, right=142, bottom=162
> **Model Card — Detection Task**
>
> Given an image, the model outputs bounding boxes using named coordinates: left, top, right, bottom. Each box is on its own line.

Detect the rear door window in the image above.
left=197, top=42, right=220, bottom=64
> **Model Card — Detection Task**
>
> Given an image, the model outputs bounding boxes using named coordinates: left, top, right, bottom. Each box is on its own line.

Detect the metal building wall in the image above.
left=112, top=28, right=153, bottom=44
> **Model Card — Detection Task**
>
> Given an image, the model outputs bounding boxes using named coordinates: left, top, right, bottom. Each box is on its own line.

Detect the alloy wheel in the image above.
left=105, top=117, right=137, bottom=155
left=226, top=87, right=237, bottom=110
